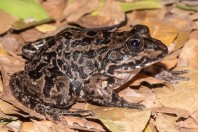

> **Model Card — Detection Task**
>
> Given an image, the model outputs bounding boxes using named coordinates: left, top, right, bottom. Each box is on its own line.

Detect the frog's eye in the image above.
left=126, top=37, right=144, bottom=53
left=129, top=39, right=140, bottom=48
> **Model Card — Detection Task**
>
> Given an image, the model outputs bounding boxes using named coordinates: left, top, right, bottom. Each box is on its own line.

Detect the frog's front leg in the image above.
left=83, top=74, right=144, bottom=110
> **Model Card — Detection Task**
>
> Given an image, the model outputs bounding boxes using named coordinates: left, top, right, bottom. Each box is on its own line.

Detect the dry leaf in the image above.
left=63, top=0, right=98, bottom=22
left=86, top=104, right=151, bottom=132
left=127, top=8, right=166, bottom=26
left=0, top=10, right=18, bottom=35
left=155, top=113, right=178, bottom=132
left=35, top=24, right=57, bottom=33
left=75, top=0, right=125, bottom=28
left=0, top=34, right=21, bottom=54
left=178, top=39, right=198, bottom=68
left=42, top=0, right=66, bottom=20
left=21, top=28, right=44, bottom=42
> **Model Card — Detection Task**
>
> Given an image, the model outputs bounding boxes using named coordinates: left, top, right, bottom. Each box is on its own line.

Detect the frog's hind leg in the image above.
left=9, top=71, right=93, bottom=120
left=83, top=75, right=144, bottom=110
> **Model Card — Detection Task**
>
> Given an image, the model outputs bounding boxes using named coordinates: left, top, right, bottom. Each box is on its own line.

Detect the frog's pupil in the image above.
left=130, top=39, right=140, bottom=48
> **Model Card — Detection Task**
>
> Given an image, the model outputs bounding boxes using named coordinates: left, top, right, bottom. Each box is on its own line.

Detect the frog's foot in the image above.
left=143, top=65, right=189, bottom=84
left=86, top=90, right=145, bottom=110
left=154, top=69, right=189, bottom=84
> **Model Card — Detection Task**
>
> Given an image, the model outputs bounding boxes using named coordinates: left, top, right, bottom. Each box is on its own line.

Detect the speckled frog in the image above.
left=9, top=25, right=168, bottom=120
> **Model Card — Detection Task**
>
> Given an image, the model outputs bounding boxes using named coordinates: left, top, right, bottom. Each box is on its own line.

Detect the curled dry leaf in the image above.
left=75, top=0, right=125, bottom=28
left=63, top=0, right=98, bottom=22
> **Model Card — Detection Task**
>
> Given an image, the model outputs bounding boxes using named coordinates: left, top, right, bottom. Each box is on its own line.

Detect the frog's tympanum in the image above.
left=9, top=25, right=168, bottom=120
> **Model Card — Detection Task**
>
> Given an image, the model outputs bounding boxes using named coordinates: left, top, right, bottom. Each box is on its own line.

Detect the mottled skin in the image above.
left=9, top=25, right=168, bottom=120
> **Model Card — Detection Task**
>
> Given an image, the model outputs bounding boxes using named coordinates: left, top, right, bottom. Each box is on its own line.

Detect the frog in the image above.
left=9, top=25, right=168, bottom=120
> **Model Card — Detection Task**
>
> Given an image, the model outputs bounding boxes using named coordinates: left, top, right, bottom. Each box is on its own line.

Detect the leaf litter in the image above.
left=0, top=0, right=198, bottom=131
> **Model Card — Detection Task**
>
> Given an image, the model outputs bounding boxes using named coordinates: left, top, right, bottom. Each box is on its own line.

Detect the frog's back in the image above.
left=24, top=28, right=128, bottom=83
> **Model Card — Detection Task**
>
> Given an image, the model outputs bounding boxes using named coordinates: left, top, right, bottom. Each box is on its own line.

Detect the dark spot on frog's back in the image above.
left=28, top=70, right=42, bottom=80
left=78, top=66, right=88, bottom=79
left=43, top=76, right=54, bottom=97
left=86, top=50, right=96, bottom=58
left=73, top=51, right=81, bottom=61
left=82, top=37, right=94, bottom=45
left=86, top=60, right=95, bottom=70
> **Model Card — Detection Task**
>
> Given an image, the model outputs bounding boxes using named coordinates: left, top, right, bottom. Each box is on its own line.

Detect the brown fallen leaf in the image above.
left=127, top=8, right=166, bottom=26
left=21, top=28, right=44, bottom=42
left=0, top=34, right=22, bottom=54
left=75, top=0, right=125, bottom=28
left=178, top=39, right=198, bottom=68
left=42, top=0, right=66, bottom=20
left=0, top=10, right=18, bottom=35
left=63, top=0, right=98, bottom=22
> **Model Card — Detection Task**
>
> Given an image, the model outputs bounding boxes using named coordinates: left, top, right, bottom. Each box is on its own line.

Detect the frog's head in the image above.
left=102, top=25, right=168, bottom=82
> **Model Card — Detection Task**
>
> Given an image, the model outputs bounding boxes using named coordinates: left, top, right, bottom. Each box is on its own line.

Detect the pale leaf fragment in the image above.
left=36, top=24, right=57, bottom=33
